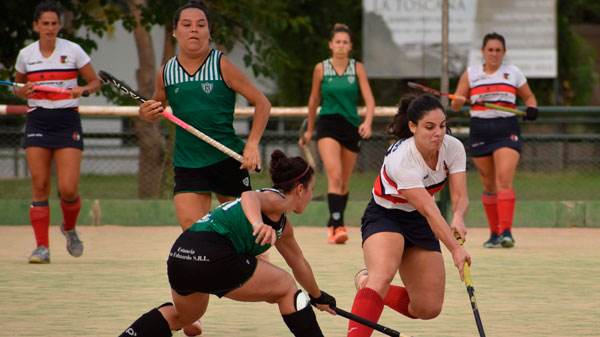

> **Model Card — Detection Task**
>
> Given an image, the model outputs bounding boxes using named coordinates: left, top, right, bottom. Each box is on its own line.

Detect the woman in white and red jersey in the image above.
left=347, top=94, right=471, bottom=337
left=13, top=1, right=100, bottom=264
left=451, top=32, right=539, bottom=249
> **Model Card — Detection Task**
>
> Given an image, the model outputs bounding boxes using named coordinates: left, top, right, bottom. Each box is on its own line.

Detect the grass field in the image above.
left=1, top=171, right=600, bottom=201
left=0, top=226, right=598, bottom=336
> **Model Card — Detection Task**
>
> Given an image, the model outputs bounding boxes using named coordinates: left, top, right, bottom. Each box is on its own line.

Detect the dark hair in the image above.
left=330, top=23, right=351, bottom=41
left=34, top=1, right=62, bottom=22
left=385, top=94, right=448, bottom=139
left=269, top=150, right=314, bottom=193
left=482, top=32, right=506, bottom=50
left=173, top=0, right=210, bottom=29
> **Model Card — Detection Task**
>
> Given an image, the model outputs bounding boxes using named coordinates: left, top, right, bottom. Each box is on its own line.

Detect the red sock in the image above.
left=497, top=189, right=516, bottom=233
left=383, top=285, right=416, bottom=319
left=60, top=197, right=81, bottom=231
left=30, top=203, right=50, bottom=248
left=482, top=192, right=499, bottom=234
left=348, top=287, right=384, bottom=337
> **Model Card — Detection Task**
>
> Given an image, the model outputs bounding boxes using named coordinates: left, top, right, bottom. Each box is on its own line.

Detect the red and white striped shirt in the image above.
left=15, top=38, right=90, bottom=109
left=467, top=63, right=527, bottom=118
left=372, top=135, right=466, bottom=212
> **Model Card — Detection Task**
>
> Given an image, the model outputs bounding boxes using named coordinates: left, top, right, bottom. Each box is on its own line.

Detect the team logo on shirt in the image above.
left=503, top=73, right=510, bottom=79
left=510, top=134, right=519, bottom=142
left=60, top=55, right=68, bottom=64
left=347, top=76, right=355, bottom=84
left=72, top=132, right=81, bottom=141
left=201, top=82, right=213, bottom=94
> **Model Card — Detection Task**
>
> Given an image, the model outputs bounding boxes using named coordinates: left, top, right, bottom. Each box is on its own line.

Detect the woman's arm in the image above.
left=13, top=71, right=35, bottom=98
left=276, top=223, right=335, bottom=314
left=240, top=190, right=281, bottom=246
left=139, top=66, right=168, bottom=123
left=448, top=171, right=469, bottom=240
left=517, top=82, right=537, bottom=107
left=401, top=187, right=471, bottom=280
left=221, top=55, right=270, bottom=171
left=75, top=62, right=101, bottom=98
left=450, top=70, right=470, bottom=112
left=300, top=63, right=323, bottom=147
left=356, top=62, right=375, bottom=139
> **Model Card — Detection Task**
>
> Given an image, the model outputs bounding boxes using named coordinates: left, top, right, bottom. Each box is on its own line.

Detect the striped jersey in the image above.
left=15, top=38, right=90, bottom=109
left=163, top=49, right=245, bottom=168
left=467, top=63, right=527, bottom=118
left=188, top=188, right=287, bottom=257
left=319, top=58, right=359, bottom=127
left=372, top=135, right=466, bottom=212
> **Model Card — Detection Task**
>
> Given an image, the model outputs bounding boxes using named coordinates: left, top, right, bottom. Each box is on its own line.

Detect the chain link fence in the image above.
left=1, top=107, right=599, bottom=202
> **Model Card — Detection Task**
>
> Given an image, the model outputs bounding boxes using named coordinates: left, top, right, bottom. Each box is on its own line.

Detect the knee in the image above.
left=366, top=274, right=395, bottom=296
left=271, top=273, right=297, bottom=305
left=412, top=303, right=442, bottom=320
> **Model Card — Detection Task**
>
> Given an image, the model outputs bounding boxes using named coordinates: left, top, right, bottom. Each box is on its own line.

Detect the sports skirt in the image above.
left=469, top=116, right=521, bottom=157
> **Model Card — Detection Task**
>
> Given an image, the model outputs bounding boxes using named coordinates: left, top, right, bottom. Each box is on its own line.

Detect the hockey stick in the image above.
left=298, top=118, right=316, bottom=169
left=0, top=80, right=88, bottom=97
left=98, top=70, right=259, bottom=171
left=454, top=232, right=486, bottom=337
left=407, top=81, right=523, bottom=116
left=332, top=306, right=411, bottom=337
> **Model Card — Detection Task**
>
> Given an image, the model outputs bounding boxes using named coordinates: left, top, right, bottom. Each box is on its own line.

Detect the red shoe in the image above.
left=183, top=320, right=202, bottom=336
left=334, top=226, right=348, bottom=244
left=327, top=227, right=335, bottom=244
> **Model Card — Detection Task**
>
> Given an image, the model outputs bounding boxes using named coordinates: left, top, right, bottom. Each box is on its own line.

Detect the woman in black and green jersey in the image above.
left=299, top=23, right=376, bottom=245
left=119, top=150, right=337, bottom=337
left=139, top=0, right=270, bottom=231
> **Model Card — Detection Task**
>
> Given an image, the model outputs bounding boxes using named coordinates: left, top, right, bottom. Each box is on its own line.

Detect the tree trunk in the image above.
left=128, top=0, right=165, bottom=198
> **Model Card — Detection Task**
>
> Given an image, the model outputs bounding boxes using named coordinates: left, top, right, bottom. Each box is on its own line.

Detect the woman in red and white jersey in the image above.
left=347, top=94, right=471, bottom=337
left=451, top=32, right=539, bottom=249
left=13, top=1, right=100, bottom=264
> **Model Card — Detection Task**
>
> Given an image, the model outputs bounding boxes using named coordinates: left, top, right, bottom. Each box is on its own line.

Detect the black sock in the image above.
left=282, top=305, right=324, bottom=337
left=327, top=193, right=345, bottom=229
left=119, top=306, right=172, bottom=337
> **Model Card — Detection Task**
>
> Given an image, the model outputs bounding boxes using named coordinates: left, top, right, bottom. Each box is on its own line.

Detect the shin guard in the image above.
left=384, top=285, right=416, bottom=319
left=327, top=193, right=345, bottom=228
left=482, top=192, right=499, bottom=234
left=60, top=197, right=81, bottom=231
left=497, top=189, right=516, bottom=232
left=119, top=305, right=172, bottom=337
left=348, top=287, right=384, bottom=337
left=282, top=304, right=324, bottom=337
left=30, top=201, right=50, bottom=248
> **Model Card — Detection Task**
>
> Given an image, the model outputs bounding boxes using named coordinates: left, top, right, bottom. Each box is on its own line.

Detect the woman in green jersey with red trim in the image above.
left=299, top=23, right=376, bottom=245
left=119, top=150, right=336, bottom=337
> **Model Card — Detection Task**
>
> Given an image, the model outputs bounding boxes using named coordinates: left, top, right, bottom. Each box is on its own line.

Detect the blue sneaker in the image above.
left=500, top=230, right=515, bottom=248
left=483, top=233, right=501, bottom=248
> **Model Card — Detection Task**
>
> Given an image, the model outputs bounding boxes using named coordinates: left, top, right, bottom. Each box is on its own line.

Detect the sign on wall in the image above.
left=363, top=0, right=556, bottom=78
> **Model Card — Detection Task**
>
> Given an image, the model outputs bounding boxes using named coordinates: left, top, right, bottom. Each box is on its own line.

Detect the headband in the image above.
left=279, top=164, right=310, bottom=186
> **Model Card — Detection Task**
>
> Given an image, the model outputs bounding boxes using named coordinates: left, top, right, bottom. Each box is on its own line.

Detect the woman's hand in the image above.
left=70, top=86, right=89, bottom=98
left=358, top=122, right=372, bottom=139
left=298, top=130, right=312, bottom=147
left=451, top=245, right=471, bottom=282
left=139, top=100, right=164, bottom=122
left=309, top=290, right=337, bottom=315
left=15, top=82, right=35, bottom=98
left=242, top=143, right=261, bottom=172
left=252, top=222, right=276, bottom=246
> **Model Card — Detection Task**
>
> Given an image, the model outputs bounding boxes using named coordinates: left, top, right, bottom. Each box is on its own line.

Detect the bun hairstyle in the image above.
left=270, top=149, right=314, bottom=193
left=482, top=32, right=506, bottom=50
left=330, top=23, right=351, bottom=40
left=385, top=94, right=449, bottom=139
left=34, top=1, right=63, bottom=22
left=173, top=0, right=210, bottom=29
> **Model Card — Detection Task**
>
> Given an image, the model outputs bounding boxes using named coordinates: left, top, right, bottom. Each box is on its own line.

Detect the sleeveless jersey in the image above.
left=372, top=135, right=466, bottom=212
left=467, top=63, right=527, bottom=118
left=163, top=49, right=245, bottom=168
left=319, top=58, right=359, bottom=127
left=15, top=38, right=91, bottom=109
left=188, top=188, right=287, bottom=256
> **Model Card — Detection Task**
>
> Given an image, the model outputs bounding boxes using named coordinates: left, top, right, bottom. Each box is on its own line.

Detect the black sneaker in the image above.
left=500, top=229, right=515, bottom=248
left=483, top=233, right=501, bottom=248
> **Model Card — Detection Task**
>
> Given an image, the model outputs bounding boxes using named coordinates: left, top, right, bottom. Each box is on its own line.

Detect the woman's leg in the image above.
left=54, top=148, right=84, bottom=257
left=473, top=155, right=500, bottom=245
left=25, top=147, right=53, bottom=259
left=348, top=232, right=405, bottom=337
left=493, top=148, right=520, bottom=246
left=174, top=192, right=212, bottom=230
left=399, top=246, right=446, bottom=319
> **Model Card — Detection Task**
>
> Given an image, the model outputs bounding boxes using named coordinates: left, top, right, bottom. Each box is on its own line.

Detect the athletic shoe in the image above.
left=183, top=319, right=202, bottom=336
left=334, top=226, right=348, bottom=244
left=28, top=245, right=50, bottom=264
left=500, top=229, right=515, bottom=248
left=327, top=227, right=335, bottom=244
left=61, top=224, right=83, bottom=257
left=354, top=268, right=368, bottom=291
left=483, top=233, right=501, bottom=248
